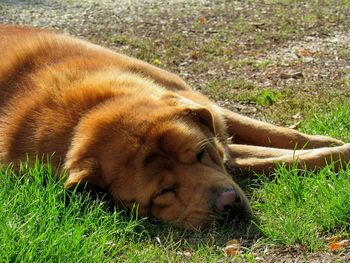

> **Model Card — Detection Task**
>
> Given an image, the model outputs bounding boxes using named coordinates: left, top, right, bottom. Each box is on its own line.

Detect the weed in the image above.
left=236, top=89, right=282, bottom=106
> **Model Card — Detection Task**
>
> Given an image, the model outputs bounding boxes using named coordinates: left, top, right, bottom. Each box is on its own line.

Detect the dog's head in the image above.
left=64, top=90, right=251, bottom=229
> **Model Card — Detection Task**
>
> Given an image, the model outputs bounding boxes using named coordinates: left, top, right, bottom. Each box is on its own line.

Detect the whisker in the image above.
left=194, top=137, right=215, bottom=151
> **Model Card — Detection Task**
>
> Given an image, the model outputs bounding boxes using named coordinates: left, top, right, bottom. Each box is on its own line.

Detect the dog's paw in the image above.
left=307, top=135, right=345, bottom=148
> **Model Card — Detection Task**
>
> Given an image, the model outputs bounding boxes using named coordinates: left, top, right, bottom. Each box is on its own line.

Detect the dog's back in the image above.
left=0, top=25, right=203, bottom=165
left=0, top=25, right=80, bottom=107
left=0, top=25, right=163, bottom=164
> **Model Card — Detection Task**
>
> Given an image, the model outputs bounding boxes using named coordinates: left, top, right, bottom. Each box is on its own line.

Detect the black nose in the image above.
left=214, top=189, right=241, bottom=213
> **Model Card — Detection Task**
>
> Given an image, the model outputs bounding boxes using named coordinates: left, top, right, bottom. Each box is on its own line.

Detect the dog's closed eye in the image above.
left=156, top=188, right=175, bottom=197
left=153, top=188, right=176, bottom=207
left=196, top=149, right=205, bottom=162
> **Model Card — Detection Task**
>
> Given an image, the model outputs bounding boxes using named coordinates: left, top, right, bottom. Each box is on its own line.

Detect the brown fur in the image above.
left=1, top=24, right=349, bottom=229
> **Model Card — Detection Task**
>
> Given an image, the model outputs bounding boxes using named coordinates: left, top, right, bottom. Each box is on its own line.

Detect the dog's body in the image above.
left=1, top=24, right=349, bottom=228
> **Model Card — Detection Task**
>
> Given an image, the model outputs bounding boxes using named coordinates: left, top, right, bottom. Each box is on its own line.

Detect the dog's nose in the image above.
left=215, top=189, right=242, bottom=214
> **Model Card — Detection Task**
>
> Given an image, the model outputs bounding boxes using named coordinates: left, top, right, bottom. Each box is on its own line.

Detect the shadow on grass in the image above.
left=68, top=179, right=263, bottom=249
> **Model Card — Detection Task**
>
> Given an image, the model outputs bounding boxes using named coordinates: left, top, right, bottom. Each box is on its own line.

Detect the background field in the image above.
left=1, top=0, right=350, bottom=262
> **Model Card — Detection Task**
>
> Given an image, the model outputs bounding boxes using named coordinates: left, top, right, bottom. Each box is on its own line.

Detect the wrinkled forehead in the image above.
left=96, top=106, right=225, bottom=164
left=159, top=120, right=205, bottom=150
left=154, top=118, right=225, bottom=162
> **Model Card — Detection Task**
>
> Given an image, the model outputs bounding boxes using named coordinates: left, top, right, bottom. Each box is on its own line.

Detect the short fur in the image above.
left=1, top=24, right=349, bottom=229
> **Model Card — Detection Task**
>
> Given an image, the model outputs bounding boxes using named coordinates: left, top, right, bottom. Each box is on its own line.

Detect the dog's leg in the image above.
left=228, top=144, right=293, bottom=159
left=221, top=108, right=344, bottom=149
left=109, top=51, right=343, bottom=150
left=227, top=144, right=350, bottom=173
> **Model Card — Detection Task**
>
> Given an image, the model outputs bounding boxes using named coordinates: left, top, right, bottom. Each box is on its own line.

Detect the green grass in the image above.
left=0, top=160, right=145, bottom=262
left=253, top=164, right=350, bottom=251
left=302, top=101, right=350, bottom=142
left=236, top=89, right=282, bottom=106
left=252, top=101, right=350, bottom=251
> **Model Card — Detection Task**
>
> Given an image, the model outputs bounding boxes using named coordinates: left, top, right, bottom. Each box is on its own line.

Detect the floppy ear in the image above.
left=64, top=158, right=103, bottom=190
left=178, top=97, right=216, bottom=135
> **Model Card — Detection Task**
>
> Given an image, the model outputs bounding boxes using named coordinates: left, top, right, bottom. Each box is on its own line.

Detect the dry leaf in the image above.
left=190, top=51, right=199, bottom=60
left=251, top=22, right=266, bottom=28
left=339, top=240, right=350, bottom=246
left=199, top=16, right=207, bottom=25
left=223, top=239, right=241, bottom=256
left=291, top=72, right=304, bottom=79
left=288, top=121, right=301, bottom=130
left=328, top=242, right=343, bottom=251
left=325, top=236, right=342, bottom=243
left=280, top=72, right=291, bottom=79
left=183, top=250, right=192, bottom=257
left=292, top=112, right=302, bottom=120
left=280, top=72, right=303, bottom=79
left=328, top=240, right=349, bottom=251
left=296, top=49, right=313, bottom=57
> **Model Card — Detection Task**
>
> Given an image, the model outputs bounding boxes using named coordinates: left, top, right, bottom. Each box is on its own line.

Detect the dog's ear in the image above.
left=65, top=158, right=104, bottom=190
left=178, top=97, right=216, bottom=135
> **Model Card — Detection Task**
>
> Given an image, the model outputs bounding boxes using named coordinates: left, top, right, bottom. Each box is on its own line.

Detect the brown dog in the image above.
left=0, top=24, right=349, bottom=229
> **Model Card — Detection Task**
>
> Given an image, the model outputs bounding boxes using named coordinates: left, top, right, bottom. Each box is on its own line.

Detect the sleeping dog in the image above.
left=0, top=24, right=348, bottom=228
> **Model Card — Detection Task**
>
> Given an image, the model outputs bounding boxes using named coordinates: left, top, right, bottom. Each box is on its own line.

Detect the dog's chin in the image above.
left=177, top=205, right=253, bottom=230
left=166, top=211, right=219, bottom=231
left=176, top=218, right=214, bottom=231
left=180, top=215, right=252, bottom=231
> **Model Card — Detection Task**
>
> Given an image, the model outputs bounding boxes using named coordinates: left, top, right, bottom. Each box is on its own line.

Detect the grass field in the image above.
left=1, top=0, right=350, bottom=262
